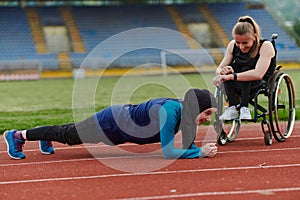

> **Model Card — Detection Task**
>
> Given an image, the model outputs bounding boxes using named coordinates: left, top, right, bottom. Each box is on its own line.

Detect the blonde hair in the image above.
left=232, top=16, right=261, bottom=58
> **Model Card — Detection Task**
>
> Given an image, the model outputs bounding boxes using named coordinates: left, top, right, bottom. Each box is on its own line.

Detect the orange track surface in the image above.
left=1, top=122, right=300, bottom=199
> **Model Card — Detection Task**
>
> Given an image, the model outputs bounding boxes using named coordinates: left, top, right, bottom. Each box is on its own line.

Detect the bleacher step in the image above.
left=166, top=5, right=201, bottom=49
left=25, top=7, right=48, bottom=54
left=60, top=7, right=86, bottom=53
left=57, top=52, right=72, bottom=70
left=199, top=5, right=230, bottom=47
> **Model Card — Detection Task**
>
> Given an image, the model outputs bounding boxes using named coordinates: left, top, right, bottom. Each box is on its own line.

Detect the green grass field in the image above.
left=0, top=70, right=299, bottom=133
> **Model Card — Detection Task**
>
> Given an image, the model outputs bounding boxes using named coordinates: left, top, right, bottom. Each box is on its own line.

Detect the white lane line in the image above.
left=1, top=163, right=300, bottom=185
left=0, top=142, right=142, bottom=153
left=0, top=134, right=299, bottom=154
left=218, top=147, right=300, bottom=154
left=1, top=147, right=300, bottom=167
left=118, top=187, right=300, bottom=200
left=0, top=154, right=163, bottom=167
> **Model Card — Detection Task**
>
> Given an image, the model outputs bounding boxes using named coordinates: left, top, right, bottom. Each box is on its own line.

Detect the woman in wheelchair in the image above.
left=213, top=15, right=276, bottom=120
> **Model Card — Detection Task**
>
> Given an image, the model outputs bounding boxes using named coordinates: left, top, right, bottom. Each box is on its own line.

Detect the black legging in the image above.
left=224, top=80, right=260, bottom=108
left=26, top=116, right=106, bottom=145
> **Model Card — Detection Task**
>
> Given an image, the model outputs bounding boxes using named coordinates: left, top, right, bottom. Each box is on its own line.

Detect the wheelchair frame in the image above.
left=213, top=34, right=296, bottom=146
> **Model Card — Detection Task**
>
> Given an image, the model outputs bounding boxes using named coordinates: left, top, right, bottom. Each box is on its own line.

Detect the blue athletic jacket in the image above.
left=94, top=98, right=202, bottom=159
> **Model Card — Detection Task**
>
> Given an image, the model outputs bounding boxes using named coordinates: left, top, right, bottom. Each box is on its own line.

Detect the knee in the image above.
left=63, top=126, right=83, bottom=145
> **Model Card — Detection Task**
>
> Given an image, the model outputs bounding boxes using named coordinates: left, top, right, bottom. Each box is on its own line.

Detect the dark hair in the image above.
left=232, top=16, right=261, bottom=58
left=181, top=89, right=216, bottom=149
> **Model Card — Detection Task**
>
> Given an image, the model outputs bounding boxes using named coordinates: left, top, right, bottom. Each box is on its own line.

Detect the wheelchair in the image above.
left=213, top=34, right=296, bottom=146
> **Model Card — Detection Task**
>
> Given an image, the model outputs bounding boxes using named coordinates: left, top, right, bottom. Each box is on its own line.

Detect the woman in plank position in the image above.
left=4, top=88, right=217, bottom=160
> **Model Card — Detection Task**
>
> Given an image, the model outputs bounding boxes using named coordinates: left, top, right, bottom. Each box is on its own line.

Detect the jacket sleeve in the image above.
left=159, top=101, right=202, bottom=159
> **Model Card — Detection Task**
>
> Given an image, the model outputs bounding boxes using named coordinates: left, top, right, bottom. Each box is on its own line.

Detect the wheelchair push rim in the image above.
left=269, top=73, right=296, bottom=142
left=214, top=86, right=241, bottom=145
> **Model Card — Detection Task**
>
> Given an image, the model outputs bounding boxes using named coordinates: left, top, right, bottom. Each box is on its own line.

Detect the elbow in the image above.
left=257, top=74, right=264, bottom=80
left=163, top=155, right=174, bottom=159
left=162, top=150, right=175, bottom=159
left=256, top=70, right=268, bottom=80
left=162, top=147, right=178, bottom=159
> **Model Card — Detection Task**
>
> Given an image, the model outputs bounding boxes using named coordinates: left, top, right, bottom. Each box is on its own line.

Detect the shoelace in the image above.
left=44, top=141, right=53, bottom=148
left=15, top=139, right=25, bottom=152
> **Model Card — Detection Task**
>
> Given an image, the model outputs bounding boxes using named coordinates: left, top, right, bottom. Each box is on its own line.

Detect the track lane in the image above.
left=0, top=122, right=299, bottom=199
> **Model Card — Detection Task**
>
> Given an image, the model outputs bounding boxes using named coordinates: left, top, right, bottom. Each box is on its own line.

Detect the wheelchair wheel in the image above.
left=214, top=85, right=241, bottom=145
left=264, top=131, right=272, bottom=145
left=268, top=72, right=296, bottom=142
left=214, top=120, right=227, bottom=145
left=224, top=119, right=241, bottom=142
left=262, top=119, right=272, bottom=145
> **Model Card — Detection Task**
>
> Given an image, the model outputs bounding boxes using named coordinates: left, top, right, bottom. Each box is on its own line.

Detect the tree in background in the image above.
left=293, top=19, right=300, bottom=46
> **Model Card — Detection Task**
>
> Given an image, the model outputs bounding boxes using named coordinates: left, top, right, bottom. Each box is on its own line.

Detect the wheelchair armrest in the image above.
left=275, top=65, right=282, bottom=71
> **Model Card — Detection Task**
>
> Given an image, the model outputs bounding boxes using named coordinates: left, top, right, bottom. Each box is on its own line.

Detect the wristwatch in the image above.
left=233, top=73, right=237, bottom=81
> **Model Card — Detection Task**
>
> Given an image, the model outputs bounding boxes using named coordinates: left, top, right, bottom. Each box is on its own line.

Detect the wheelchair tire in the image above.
left=264, top=131, right=272, bottom=145
left=268, top=72, right=296, bottom=142
left=225, top=119, right=241, bottom=142
left=214, top=85, right=240, bottom=145
left=218, top=130, right=228, bottom=146
left=261, top=120, right=272, bottom=145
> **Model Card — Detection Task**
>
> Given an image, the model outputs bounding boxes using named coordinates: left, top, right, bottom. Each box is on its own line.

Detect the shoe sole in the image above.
left=39, top=142, right=55, bottom=155
left=39, top=150, right=55, bottom=155
left=239, top=116, right=252, bottom=120
left=219, top=114, right=239, bottom=121
left=240, top=118, right=252, bottom=120
left=219, top=117, right=239, bottom=120
left=3, top=131, right=25, bottom=160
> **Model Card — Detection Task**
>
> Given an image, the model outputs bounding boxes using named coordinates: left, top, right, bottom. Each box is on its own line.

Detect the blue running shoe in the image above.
left=4, top=130, right=26, bottom=159
left=39, top=140, right=55, bottom=154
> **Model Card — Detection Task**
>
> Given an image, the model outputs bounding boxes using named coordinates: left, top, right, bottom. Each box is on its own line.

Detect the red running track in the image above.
left=1, top=122, right=300, bottom=200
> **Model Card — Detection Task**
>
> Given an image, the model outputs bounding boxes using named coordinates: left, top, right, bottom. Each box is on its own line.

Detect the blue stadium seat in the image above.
left=0, top=4, right=299, bottom=70
left=0, top=7, right=60, bottom=69
left=176, top=4, right=206, bottom=23
left=38, top=7, right=64, bottom=26
left=70, top=5, right=191, bottom=67
left=207, top=2, right=298, bottom=51
left=0, top=7, right=35, bottom=59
